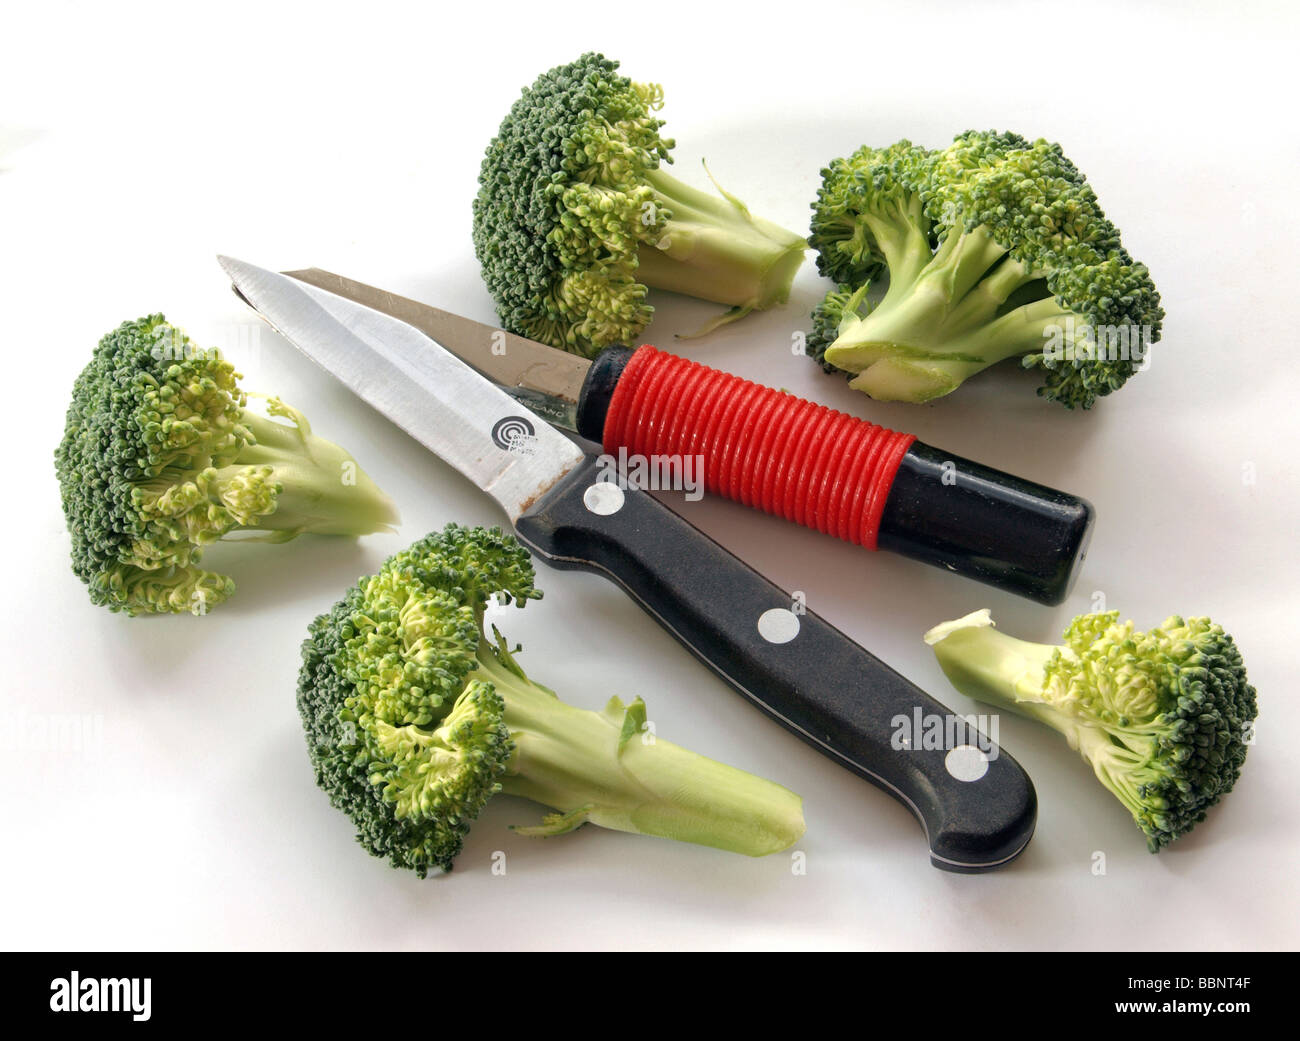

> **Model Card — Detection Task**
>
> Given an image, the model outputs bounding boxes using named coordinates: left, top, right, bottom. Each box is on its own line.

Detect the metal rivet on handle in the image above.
left=757, top=608, right=800, bottom=644
left=583, top=482, right=625, bottom=516
left=944, top=745, right=990, bottom=782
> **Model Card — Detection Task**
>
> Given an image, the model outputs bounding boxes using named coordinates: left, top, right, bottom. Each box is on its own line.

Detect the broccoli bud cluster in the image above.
left=808, top=131, right=1164, bottom=408
left=56, top=315, right=397, bottom=615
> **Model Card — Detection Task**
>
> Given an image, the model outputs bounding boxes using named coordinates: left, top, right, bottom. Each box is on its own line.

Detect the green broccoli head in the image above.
left=925, top=609, right=1257, bottom=851
left=55, top=315, right=398, bottom=616
left=298, top=524, right=805, bottom=876
left=472, top=52, right=806, bottom=357
left=808, top=140, right=935, bottom=286
left=297, top=526, right=534, bottom=876
left=297, top=587, right=505, bottom=875
left=807, top=131, right=1164, bottom=408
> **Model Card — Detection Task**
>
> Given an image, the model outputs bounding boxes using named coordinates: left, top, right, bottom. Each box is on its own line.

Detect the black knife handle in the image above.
left=878, top=442, right=1094, bottom=606
left=515, top=455, right=1036, bottom=871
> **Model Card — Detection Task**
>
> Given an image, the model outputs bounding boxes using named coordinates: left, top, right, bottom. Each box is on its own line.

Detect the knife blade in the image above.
left=281, top=267, right=591, bottom=430
left=219, top=257, right=583, bottom=520
left=282, top=267, right=1094, bottom=607
left=221, top=254, right=1036, bottom=872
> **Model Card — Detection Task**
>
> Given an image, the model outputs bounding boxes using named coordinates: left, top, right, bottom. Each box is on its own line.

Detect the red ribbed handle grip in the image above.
left=602, top=346, right=916, bottom=550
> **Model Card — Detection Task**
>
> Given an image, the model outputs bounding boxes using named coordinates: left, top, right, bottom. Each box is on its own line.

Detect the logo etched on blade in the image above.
left=491, top=416, right=537, bottom=454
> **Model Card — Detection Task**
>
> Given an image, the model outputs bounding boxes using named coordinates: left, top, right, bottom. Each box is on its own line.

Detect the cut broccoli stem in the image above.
left=809, top=132, right=1165, bottom=407
left=926, top=611, right=1061, bottom=720
left=926, top=607, right=1257, bottom=852
left=57, top=314, right=400, bottom=616
left=301, top=525, right=807, bottom=873
left=926, top=614, right=1164, bottom=818
left=231, top=404, right=399, bottom=539
left=636, top=165, right=807, bottom=319
left=929, top=615, right=1212, bottom=830
left=477, top=637, right=805, bottom=857
left=826, top=225, right=1072, bottom=402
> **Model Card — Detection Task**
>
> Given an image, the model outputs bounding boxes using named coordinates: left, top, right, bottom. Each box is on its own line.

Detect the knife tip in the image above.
left=215, top=254, right=243, bottom=280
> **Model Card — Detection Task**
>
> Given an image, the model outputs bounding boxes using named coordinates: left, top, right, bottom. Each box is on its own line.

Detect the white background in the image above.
left=3, top=0, right=1297, bottom=951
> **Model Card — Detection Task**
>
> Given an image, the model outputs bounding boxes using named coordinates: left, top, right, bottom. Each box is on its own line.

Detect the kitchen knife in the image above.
left=220, top=255, right=1035, bottom=872
left=281, top=267, right=1094, bottom=607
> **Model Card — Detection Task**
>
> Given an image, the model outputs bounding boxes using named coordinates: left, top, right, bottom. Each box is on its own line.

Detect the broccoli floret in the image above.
left=55, top=315, right=399, bottom=616
left=807, top=131, right=1164, bottom=408
left=805, top=282, right=871, bottom=374
left=808, top=139, right=936, bottom=287
left=472, top=52, right=807, bottom=357
left=297, top=524, right=806, bottom=875
left=925, top=609, right=1257, bottom=850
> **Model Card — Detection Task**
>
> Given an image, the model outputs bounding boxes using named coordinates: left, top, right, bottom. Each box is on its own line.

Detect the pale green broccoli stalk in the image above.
left=55, top=315, right=399, bottom=616
left=925, top=610, right=1257, bottom=850
left=807, top=132, right=1164, bottom=408
left=297, top=524, right=806, bottom=876
left=472, top=52, right=806, bottom=357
